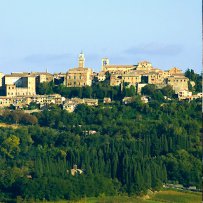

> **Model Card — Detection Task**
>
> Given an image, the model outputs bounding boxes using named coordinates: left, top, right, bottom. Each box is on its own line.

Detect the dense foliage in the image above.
left=185, top=69, right=202, bottom=93
left=0, top=96, right=201, bottom=202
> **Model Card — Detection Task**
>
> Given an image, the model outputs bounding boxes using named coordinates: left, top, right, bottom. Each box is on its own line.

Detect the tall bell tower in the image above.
left=78, top=51, right=85, bottom=68
left=101, top=58, right=109, bottom=71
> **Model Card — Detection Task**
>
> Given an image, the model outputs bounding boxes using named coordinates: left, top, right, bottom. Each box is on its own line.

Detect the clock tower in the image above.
left=101, top=58, right=109, bottom=71
left=78, top=51, right=85, bottom=68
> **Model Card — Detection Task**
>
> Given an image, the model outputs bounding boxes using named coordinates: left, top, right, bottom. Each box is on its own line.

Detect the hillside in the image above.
left=0, top=98, right=201, bottom=202
left=35, top=190, right=201, bottom=203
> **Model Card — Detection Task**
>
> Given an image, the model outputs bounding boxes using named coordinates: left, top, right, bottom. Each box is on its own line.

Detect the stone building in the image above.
left=110, top=74, right=122, bottom=86
left=103, top=64, right=135, bottom=73
left=53, top=72, right=66, bottom=85
left=110, top=70, right=142, bottom=86
left=29, top=94, right=64, bottom=106
left=101, top=58, right=135, bottom=73
left=34, top=72, right=53, bottom=84
left=0, top=96, right=14, bottom=107
left=165, top=75, right=189, bottom=93
left=136, top=61, right=153, bottom=71
left=63, top=97, right=98, bottom=112
left=166, top=67, right=183, bottom=76
left=3, top=73, right=36, bottom=97
left=0, top=94, right=64, bottom=108
left=66, top=67, right=92, bottom=87
left=146, top=71, right=165, bottom=84
left=178, top=90, right=192, bottom=99
left=107, top=60, right=190, bottom=94
left=121, top=71, right=142, bottom=84
left=66, top=52, right=93, bottom=87
left=101, top=58, right=110, bottom=70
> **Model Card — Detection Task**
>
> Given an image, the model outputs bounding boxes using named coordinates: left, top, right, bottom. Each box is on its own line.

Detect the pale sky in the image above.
left=0, top=0, right=201, bottom=73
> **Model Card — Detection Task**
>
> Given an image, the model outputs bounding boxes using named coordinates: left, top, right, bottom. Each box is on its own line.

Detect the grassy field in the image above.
left=148, top=190, right=201, bottom=203
left=36, top=190, right=201, bottom=203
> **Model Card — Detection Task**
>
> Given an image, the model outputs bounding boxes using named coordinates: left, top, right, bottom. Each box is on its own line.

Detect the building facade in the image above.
left=101, top=58, right=135, bottom=73
left=3, top=73, right=36, bottom=97
left=166, top=75, right=189, bottom=93
left=66, top=52, right=93, bottom=87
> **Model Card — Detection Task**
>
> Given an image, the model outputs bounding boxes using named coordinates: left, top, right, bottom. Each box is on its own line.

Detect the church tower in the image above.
left=101, top=58, right=109, bottom=71
left=78, top=51, right=85, bottom=68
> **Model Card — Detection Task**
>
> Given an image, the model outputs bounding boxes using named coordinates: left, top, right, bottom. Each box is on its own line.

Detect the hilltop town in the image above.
left=0, top=52, right=202, bottom=111
left=0, top=53, right=201, bottom=201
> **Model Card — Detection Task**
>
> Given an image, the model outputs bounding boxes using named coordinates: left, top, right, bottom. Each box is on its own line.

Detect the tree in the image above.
left=161, top=85, right=175, bottom=98
left=1, top=135, right=20, bottom=158
left=141, top=84, right=156, bottom=96
left=37, top=81, right=54, bottom=95
left=21, top=114, right=38, bottom=125
left=185, top=69, right=202, bottom=93
left=82, top=86, right=92, bottom=98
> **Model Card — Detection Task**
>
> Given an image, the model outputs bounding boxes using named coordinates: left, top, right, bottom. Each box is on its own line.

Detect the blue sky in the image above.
left=0, top=0, right=201, bottom=73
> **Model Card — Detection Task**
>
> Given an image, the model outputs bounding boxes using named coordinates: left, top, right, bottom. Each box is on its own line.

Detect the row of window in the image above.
left=8, top=86, right=15, bottom=90
left=7, top=92, right=35, bottom=96
left=68, top=82, right=86, bottom=86
left=0, top=101, right=12, bottom=104
left=168, top=79, right=186, bottom=82
left=69, top=76, right=83, bottom=79
left=8, top=86, right=34, bottom=89
left=124, top=77, right=139, bottom=79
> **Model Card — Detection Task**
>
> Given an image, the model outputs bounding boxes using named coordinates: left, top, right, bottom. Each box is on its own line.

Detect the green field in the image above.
left=37, top=190, right=201, bottom=203
left=148, top=190, right=201, bottom=203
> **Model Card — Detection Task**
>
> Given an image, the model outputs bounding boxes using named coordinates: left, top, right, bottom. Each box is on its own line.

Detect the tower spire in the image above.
left=78, top=51, right=85, bottom=68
